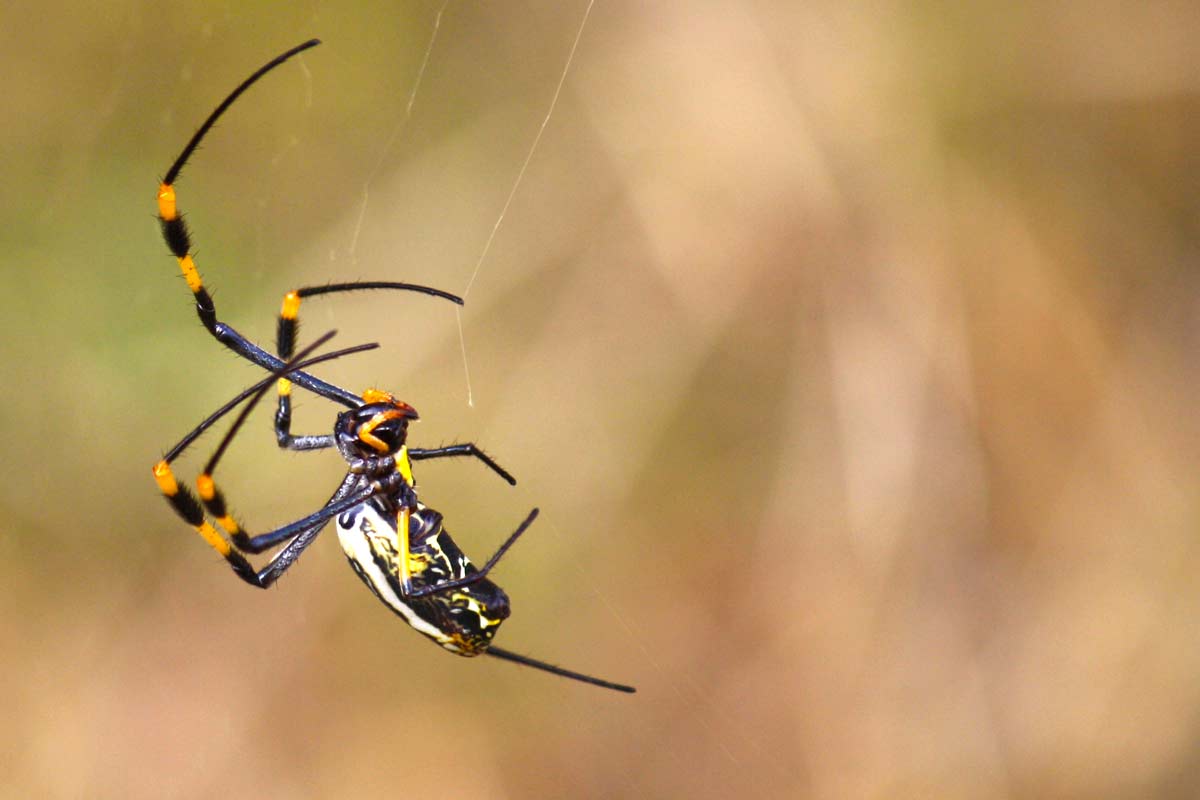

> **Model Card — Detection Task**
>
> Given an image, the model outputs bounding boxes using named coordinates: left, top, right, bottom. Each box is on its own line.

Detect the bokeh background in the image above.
left=3, top=2, right=1200, bottom=797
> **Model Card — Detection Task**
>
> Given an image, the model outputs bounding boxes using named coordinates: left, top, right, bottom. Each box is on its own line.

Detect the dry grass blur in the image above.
left=2, top=2, right=1200, bottom=797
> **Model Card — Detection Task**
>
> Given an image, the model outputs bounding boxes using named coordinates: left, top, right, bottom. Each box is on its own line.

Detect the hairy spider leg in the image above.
left=154, top=332, right=381, bottom=586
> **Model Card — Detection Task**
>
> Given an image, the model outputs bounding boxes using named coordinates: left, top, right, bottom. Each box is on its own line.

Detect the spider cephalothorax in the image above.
left=336, top=392, right=419, bottom=459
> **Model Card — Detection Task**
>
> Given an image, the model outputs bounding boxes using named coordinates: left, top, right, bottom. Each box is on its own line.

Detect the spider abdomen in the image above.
left=336, top=501, right=509, bottom=655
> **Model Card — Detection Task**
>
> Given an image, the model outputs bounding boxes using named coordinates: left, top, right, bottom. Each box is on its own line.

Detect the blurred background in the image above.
left=2, top=1, right=1200, bottom=797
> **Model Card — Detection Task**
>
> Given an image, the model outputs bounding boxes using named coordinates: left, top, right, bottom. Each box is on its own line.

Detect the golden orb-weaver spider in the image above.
left=151, top=39, right=634, bottom=693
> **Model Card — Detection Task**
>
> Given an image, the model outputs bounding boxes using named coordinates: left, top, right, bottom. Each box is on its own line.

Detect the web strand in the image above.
left=348, top=0, right=450, bottom=263
left=461, top=0, right=595, bottom=300
left=457, top=0, right=596, bottom=406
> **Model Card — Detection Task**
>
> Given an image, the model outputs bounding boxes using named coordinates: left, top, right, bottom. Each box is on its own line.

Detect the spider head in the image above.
left=337, top=390, right=419, bottom=458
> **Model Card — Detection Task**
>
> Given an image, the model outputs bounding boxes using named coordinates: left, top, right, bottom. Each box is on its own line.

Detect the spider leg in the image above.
left=155, top=40, right=361, bottom=410
left=205, top=473, right=362, bottom=556
left=409, top=443, right=517, bottom=486
left=273, top=282, right=461, bottom=448
left=403, top=508, right=539, bottom=598
left=155, top=465, right=374, bottom=587
left=154, top=332, right=375, bottom=582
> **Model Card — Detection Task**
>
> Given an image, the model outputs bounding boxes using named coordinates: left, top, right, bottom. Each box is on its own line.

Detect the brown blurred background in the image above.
left=3, top=1, right=1200, bottom=797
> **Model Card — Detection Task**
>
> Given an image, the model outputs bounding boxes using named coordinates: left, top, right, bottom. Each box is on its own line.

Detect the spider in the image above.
left=151, top=39, right=634, bottom=693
